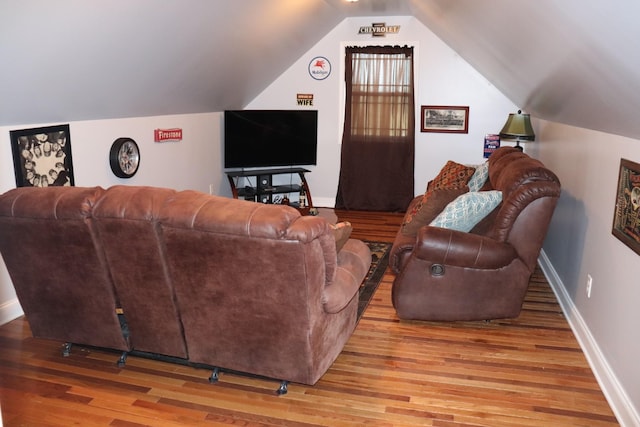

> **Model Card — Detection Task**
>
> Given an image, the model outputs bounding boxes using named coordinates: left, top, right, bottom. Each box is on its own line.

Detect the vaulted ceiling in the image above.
left=2, top=0, right=640, bottom=140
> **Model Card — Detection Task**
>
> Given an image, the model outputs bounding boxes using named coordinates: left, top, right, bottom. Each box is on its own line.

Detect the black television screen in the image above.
left=224, top=110, right=318, bottom=169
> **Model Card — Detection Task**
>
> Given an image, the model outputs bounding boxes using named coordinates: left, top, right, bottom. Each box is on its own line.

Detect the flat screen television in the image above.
left=224, top=110, right=318, bottom=169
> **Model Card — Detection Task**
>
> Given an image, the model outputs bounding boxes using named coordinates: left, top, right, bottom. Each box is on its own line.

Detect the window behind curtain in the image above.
left=350, top=51, right=413, bottom=140
left=336, top=45, right=415, bottom=211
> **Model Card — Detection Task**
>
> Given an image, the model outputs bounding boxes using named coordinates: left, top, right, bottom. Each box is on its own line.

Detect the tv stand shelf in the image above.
left=226, top=167, right=313, bottom=211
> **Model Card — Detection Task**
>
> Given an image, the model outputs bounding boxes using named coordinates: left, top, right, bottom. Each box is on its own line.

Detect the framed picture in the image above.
left=9, top=124, right=75, bottom=187
left=612, top=158, right=640, bottom=255
left=421, top=105, right=469, bottom=133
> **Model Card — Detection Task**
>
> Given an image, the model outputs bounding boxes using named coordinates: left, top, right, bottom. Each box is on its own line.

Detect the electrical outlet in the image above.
left=209, top=184, right=214, bottom=195
left=586, top=274, right=593, bottom=298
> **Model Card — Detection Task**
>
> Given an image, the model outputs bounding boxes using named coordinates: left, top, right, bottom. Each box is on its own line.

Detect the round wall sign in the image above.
left=308, top=56, right=331, bottom=80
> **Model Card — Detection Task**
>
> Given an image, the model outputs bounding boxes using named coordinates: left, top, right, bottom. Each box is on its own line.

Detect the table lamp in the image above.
left=499, top=110, right=535, bottom=151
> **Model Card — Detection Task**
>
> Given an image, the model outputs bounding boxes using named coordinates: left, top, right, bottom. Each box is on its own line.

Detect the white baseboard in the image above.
left=0, top=297, right=23, bottom=326
left=538, top=250, right=639, bottom=427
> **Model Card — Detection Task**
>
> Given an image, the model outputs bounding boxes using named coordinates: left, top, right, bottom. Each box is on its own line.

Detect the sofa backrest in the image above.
left=92, top=185, right=189, bottom=359
left=0, top=186, right=130, bottom=351
left=475, top=147, right=561, bottom=270
left=157, top=190, right=340, bottom=382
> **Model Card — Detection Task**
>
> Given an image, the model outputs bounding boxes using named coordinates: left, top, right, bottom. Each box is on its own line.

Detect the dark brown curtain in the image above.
left=335, top=45, right=415, bottom=212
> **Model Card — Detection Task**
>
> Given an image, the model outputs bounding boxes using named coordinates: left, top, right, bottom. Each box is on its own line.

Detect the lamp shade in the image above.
left=499, top=110, right=535, bottom=141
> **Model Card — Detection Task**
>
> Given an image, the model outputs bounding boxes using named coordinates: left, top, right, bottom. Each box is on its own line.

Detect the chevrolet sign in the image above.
left=358, top=23, right=400, bottom=37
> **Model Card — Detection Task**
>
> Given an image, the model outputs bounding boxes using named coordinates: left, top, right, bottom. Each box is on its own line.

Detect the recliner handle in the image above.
left=430, top=264, right=445, bottom=276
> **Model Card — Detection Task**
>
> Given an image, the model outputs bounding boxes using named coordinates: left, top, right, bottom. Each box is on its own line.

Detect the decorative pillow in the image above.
left=430, top=190, right=503, bottom=232
left=401, top=187, right=467, bottom=236
left=330, top=221, right=352, bottom=252
left=430, top=160, right=476, bottom=191
left=467, top=161, right=490, bottom=192
left=402, top=161, right=475, bottom=230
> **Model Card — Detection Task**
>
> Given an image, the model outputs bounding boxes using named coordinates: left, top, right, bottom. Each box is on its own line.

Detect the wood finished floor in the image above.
left=0, top=209, right=619, bottom=426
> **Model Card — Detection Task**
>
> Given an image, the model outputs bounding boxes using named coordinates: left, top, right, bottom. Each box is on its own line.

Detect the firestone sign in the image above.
left=154, top=128, right=183, bottom=142
left=358, top=22, right=400, bottom=37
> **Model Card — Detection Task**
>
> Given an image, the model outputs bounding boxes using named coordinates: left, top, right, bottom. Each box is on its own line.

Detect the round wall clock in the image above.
left=109, top=137, right=140, bottom=178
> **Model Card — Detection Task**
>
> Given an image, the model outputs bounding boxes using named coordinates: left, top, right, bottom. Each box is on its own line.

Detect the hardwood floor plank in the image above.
left=0, top=210, right=619, bottom=426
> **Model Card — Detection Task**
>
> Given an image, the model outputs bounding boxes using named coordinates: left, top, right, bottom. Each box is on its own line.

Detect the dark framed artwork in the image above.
left=612, top=158, right=640, bottom=255
left=421, top=105, right=469, bottom=133
left=9, top=124, right=75, bottom=187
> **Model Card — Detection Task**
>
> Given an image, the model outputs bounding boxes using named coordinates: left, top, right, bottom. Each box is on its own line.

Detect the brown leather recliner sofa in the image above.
left=390, top=147, right=561, bottom=321
left=0, top=185, right=371, bottom=390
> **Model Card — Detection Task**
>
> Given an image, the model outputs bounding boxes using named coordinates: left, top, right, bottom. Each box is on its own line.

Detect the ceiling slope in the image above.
left=0, top=0, right=343, bottom=126
left=410, top=0, right=640, bottom=140
left=2, top=0, right=640, bottom=142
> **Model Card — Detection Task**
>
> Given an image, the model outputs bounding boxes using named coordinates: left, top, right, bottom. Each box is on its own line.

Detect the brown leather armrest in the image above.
left=413, top=226, right=518, bottom=269
left=322, top=239, right=371, bottom=314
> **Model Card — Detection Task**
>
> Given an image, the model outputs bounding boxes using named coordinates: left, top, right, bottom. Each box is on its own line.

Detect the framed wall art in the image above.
left=421, top=105, right=469, bottom=133
left=9, top=124, right=75, bottom=187
left=612, top=158, right=640, bottom=255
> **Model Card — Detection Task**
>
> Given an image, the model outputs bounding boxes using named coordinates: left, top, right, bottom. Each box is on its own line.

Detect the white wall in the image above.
left=532, top=120, right=640, bottom=426
left=248, top=16, right=517, bottom=206
left=0, top=112, right=229, bottom=324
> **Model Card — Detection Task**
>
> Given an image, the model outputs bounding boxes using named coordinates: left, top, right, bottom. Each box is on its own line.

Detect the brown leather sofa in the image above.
left=0, top=185, right=371, bottom=390
left=390, top=147, right=561, bottom=321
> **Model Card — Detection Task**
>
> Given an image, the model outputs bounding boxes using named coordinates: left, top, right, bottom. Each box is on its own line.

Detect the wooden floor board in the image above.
left=0, top=210, right=619, bottom=426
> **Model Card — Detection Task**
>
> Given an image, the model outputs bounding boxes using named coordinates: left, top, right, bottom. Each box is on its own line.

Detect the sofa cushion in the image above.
left=430, top=190, right=503, bottom=232
left=467, top=160, right=489, bottom=191
left=401, top=187, right=467, bottom=236
left=430, top=160, right=476, bottom=190
left=401, top=161, right=475, bottom=233
left=330, top=221, right=352, bottom=252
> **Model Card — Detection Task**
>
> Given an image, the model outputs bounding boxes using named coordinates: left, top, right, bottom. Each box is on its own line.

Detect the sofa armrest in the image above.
left=388, top=195, right=422, bottom=274
left=322, top=239, right=371, bottom=314
left=414, top=226, right=518, bottom=269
